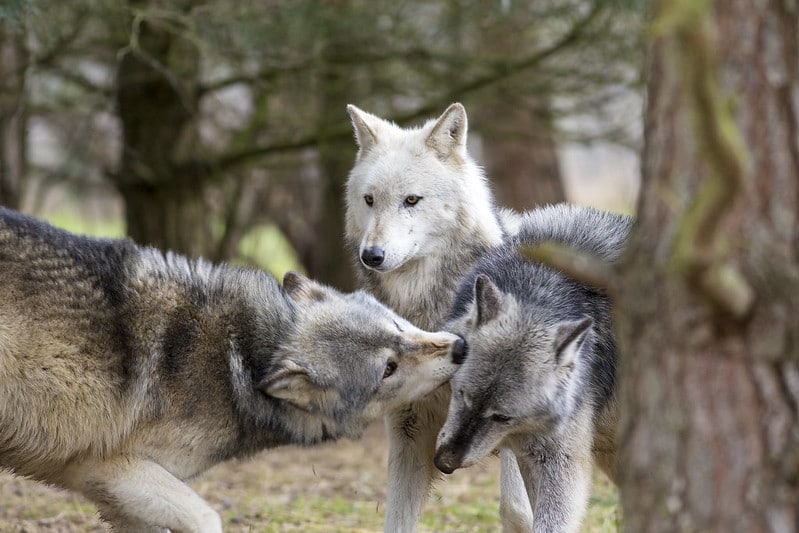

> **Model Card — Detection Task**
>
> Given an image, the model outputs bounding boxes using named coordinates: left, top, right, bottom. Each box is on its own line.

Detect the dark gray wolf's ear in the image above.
left=347, top=104, right=379, bottom=157
left=553, top=317, right=593, bottom=366
left=259, top=361, right=323, bottom=412
left=473, top=274, right=503, bottom=326
left=283, top=271, right=330, bottom=304
left=425, top=102, right=467, bottom=160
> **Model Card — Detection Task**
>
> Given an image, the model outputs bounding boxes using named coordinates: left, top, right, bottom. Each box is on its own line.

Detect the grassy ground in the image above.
left=0, top=423, right=619, bottom=532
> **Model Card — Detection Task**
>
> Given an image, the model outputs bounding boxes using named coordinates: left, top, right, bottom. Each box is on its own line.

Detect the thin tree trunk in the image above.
left=617, top=1, right=799, bottom=531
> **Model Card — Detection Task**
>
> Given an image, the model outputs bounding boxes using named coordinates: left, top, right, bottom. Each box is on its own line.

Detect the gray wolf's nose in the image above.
left=361, top=246, right=385, bottom=267
left=434, top=448, right=459, bottom=475
left=451, top=338, right=467, bottom=364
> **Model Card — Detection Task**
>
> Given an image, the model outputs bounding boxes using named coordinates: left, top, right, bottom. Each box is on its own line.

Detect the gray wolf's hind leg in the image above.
left=64, top=457, right=223, bottom=533
left=500, top=448, right=534, bottom=532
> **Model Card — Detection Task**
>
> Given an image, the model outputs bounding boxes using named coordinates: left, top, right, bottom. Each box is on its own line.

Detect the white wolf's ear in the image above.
left=283, top=271, right=331, bottom=304
left=473, top=274, right=503, bottom=326
left=425, top=103, right=468, bottom=160
left=260, top=361, right=324, bottom=412
left=552, top=317, right=593, bottom=367
left=347, top=104, right=380, bottom=157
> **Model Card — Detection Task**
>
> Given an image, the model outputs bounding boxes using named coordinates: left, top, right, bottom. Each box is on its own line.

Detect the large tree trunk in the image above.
left=0, top=26, right=26, bottom=209
left=113, top=1, right=212, bottom=257
left=617, top=1, right=799, bottom=531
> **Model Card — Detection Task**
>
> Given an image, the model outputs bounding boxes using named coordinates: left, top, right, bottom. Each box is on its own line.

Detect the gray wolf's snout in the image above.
left=361, top=246, right=385, bottom=267
left=433, top=447, right=460, bottom=475
left=451, top=337, right=467, bottom=364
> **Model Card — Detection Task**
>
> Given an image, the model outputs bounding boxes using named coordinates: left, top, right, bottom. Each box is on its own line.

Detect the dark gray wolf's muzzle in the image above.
left=433, top=447, right=462, bottom=475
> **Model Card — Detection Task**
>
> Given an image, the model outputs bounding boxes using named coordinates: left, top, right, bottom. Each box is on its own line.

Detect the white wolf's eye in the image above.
left=383, top=361, right=398, bottom=379
left=490, top=414, right=512, bottom=423
left=364, top=194, right=374, bottom=206
left=404, top=195, right=421, bottom=206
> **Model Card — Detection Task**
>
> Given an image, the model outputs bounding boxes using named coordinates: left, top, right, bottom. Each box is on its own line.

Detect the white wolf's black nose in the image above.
left=361, top=246, right=385, bottom=267
left=451, top=338, right=467, bottom=364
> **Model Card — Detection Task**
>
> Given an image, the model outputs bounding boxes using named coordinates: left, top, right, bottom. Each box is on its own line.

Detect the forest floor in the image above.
left=0, top=422, right=619, bottom=532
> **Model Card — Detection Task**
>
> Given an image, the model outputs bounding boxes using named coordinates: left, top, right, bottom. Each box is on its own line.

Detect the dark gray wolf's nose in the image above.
left=434, top=448, right=459, bottom=475
left=451, top=338, right=467, bottom=364
left=361, top=246, right=385, bottom=267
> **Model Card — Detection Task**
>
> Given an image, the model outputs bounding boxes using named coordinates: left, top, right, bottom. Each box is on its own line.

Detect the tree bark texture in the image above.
left=617, top=1, right=799, bottom=531
left=0, top=27, right=26, bottom=210
left=113, top=4, right=211, bottom=258
left=474, top=95, right=565, bottom=210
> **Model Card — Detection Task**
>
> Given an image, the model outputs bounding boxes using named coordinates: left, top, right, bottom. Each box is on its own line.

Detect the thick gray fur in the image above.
left=436, top=203, right=633, bottom=532
left=0, top=208, right=462, bottom=532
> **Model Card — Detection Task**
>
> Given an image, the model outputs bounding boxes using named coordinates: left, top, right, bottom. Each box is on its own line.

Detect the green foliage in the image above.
left=0, top=0, right=34, bottom=29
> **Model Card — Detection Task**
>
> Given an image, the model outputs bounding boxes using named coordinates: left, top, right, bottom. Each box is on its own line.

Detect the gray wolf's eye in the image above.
left=491, top=414, right=512, bottom=423
left=364, top=194, right=374, bottom=206
left=404, top=195, right=421, bottom=206
left=383, top=361, right=398, bottom=379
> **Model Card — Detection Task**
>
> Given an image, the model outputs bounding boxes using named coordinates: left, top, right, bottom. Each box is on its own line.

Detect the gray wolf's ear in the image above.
left=425, top=103, right=467, bottom=160
left=347, top=104, right=379, bottom=157
left=473, top=274, right=503, bottom=326
left=283, top=271, right=330, bottom=304
left=553, top=317, right=593, bottom=367
left=259, top=361, right=323, bottom=411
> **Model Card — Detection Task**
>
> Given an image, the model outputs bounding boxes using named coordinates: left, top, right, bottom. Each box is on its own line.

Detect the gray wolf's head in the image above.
left=434, top=274, right=592, bottom=474
left=261, top=272, right=465, bottom=437
left=344, top=103, right=502, bottom=273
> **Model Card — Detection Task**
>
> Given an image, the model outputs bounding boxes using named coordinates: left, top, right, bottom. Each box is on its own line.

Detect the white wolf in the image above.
left=345, top=103, right=533, bottom=531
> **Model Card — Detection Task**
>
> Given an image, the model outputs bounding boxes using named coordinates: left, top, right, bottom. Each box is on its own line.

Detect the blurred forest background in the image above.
left=0, top=0, right=643, bottom=290
left=3, top=1, right=799, bottom=531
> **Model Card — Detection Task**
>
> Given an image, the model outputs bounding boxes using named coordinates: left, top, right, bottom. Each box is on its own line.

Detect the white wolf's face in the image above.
left=345, top=103, right=482, bottom=273
left=260, top=272, right=466, bottom=437
left=347, top=150, right=463, bottom=272
left=434, top=275, right=593, bottom=474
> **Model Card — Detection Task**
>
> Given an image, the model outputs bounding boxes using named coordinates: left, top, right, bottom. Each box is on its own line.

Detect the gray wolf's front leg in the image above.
left=63, top=457, right=223, bottom=533
left=384, top=396, right=447, bottom=533
left=515, top=438, right=593, bottom=533
left=500, top=448, right=535, bottom=532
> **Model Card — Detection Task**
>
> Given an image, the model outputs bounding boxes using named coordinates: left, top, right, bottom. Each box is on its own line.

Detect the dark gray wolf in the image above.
left=435, top=203, right=633, bottom=532
left=345, top=103, right=531, bottom=531
left=0, top=208, right=464, bottom=532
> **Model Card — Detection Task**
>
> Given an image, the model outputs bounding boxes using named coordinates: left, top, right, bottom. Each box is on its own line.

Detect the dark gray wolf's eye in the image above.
left=364, top=194, right=374, bottom=206
left=491, top=414, right=512, bottom=423
left=383, top=361, right=398, bottom=379
left=404, top=195, right=421, bottom=206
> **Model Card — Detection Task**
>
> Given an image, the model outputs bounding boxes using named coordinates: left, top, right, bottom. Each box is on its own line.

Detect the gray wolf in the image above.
left=0, top=208, right=464, bottom=532
left=435, top=204, right=633, bottom=532
left=345, top=103, right=531, bottom=531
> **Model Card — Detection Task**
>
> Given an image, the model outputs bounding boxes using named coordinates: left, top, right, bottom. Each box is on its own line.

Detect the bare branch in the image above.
left=214, top=2, right=606, bottom=172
